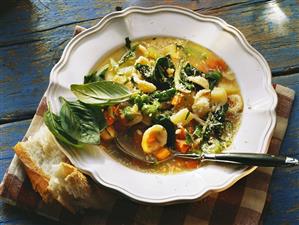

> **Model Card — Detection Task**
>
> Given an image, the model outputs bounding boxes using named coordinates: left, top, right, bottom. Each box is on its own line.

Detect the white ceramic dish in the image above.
left=45, top=6, right=277, bottom=204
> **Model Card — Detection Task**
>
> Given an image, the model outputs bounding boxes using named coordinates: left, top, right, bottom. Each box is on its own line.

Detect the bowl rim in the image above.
left=46, top=5, right=278, bottom=204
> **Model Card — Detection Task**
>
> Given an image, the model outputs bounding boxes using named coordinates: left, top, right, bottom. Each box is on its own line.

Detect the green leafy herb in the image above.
left=205, top=71, right=222, bottom=90
left=151, top=88, right=176, bottom=102
left=202, top=103, right=228, bottom=141
left=71, top=81, right=133, bottom=105
left=59, top=97, right=106, bottom=144
left=153, top=113, right=176, bottom=147
left=152, top=55, right=175, bottom=89
left=130, top=92, right=151, bottom=108
left=119, top=37, right=138, bottom=65
left=183, top=63, right=202, bottom=77
left=122, top=106, right=135, bottom=121
left=125, top=37, right=131, bottom=49
left=118, top=50, right=136, bottom=65
left=44, top=109, right=83, bottom=148
left=141, top=100, right=160, bottom=117
left=135, top=63, right=152, bottom=79
left=84, top=64, right=109, bottom=84
left=185, top=131, right=193, bottom=145
left=193, top=125, right=202, bottom=138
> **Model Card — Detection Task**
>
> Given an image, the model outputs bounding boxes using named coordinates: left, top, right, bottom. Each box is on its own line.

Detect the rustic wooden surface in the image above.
left=0, top=0, right=298, bottom=224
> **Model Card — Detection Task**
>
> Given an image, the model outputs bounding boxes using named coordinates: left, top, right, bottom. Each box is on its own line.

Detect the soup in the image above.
left=91, top=37, right=243, bottom=173
left=45, top=37, right=243, bottom=174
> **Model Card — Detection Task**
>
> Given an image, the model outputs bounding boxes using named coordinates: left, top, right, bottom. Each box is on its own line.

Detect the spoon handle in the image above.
left=202, top=153, right=299, bottom=167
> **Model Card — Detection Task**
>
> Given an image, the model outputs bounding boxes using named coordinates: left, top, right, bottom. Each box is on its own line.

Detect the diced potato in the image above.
left=170, top=108, right=194, bottom=126
left=167, top=68, right=175, bottom=77
left=112, top=74, right=127, bottom=84
left=136, top=44, right=148, bottom=55
left=135, top=56, right=150, bottom=65
left=211, top=87, right=228, bottom=105
left=218, top=79, right=240, bottom=95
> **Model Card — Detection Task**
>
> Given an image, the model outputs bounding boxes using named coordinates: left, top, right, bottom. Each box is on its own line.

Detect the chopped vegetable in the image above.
left=152, top=55, right=175, bottom=89
left=154, top=147, right=171, bottom=161
left=205, top=71, right=222, bottom=90
left=151, top=88, right=176, bottom=102
left=84, top=64, right=109, bottom=84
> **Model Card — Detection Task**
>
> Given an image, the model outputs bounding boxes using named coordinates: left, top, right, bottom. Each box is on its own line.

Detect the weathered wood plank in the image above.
left=0, top=0, right=298, bottom=123
left=0, top=73, right=298, bottom=224
left=263, top=73, right=299, bottom=224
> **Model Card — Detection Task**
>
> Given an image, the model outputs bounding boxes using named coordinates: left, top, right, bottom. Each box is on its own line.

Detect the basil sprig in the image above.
left=45, top=81, right=134, bottom=148
left=44, top=98, right=107, bottom=148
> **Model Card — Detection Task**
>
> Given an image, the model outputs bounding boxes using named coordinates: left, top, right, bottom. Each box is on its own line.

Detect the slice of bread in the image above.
left=13, top=125, right=114, bottom=213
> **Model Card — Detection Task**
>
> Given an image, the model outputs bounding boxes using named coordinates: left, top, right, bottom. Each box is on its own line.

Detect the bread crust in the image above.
left=13, top=143, right=51, bottom=202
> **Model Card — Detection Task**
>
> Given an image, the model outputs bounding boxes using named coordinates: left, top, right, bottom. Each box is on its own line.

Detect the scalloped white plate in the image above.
left=45, top=6, right=277, bottom=204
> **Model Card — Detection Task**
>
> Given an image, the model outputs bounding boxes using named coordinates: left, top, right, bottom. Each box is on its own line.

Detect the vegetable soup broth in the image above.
left=94, top=37, right=242, bottom=174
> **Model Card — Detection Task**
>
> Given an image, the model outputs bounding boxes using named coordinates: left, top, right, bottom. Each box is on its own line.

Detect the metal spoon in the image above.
left=115, top=127, right=299, bottom=167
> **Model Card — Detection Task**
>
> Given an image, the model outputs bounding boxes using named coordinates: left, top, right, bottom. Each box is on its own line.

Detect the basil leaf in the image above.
left=59, top=97, right=106, bottom=144
left=71, top=81, right=133, bottom=105
left=44, top=109, right=83, bottom=148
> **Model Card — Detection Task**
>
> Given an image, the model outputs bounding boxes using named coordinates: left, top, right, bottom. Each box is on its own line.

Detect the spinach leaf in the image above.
left=205, top=71, right=222, bottom=90
left=135, top=63, right=152, bottom=79
left=153, top=113, right=176, bottom=147
left=178, top=63, right=206, bottom=91
left=60, top=97, right=106, bottom=144
left=44, top=109, right=83, bottom=148
left=202, top=103, right=228, bottom=141
left=152, top=55, right=175, bottom=89
left=71, top=81, right=133, bottom=105
left=183, top=63, right=202, bottom=77
left=151, top=88, right=176, bottom=102
left=83, top=64, right=109, bottom=84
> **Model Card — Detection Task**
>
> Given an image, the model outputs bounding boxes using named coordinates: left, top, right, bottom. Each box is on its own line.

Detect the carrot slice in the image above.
left=175, top=139, right=190, bottom=153
left=206, top=58, right=228, bottom=72
left=175, top=127, right=186, bottom=140
left=154, top=147, right=171, bottom=161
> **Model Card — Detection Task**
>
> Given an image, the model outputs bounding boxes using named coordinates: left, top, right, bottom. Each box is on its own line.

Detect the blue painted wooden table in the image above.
left=0, top=0, right=298, bottom=224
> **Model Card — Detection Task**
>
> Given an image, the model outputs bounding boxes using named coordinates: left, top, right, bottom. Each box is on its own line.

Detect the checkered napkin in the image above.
left=0, top=26, right=296, bottom=225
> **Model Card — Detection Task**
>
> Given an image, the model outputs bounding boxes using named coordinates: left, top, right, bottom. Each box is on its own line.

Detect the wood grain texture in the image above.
left=0, top=0, right=298, bottom=123
left=0, top=73, right=298, bottom=224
